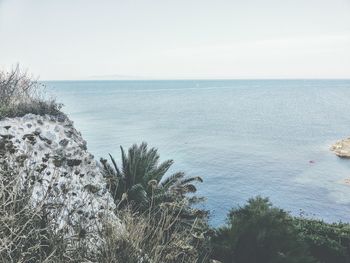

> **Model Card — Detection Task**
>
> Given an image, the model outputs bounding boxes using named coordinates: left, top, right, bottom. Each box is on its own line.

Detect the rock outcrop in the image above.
left=0, top=114, right=121, bottom=242
left=331, top=138, right=350, bottom=158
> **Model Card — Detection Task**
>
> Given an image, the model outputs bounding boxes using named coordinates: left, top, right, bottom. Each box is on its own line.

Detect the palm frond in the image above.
left=108, top=153, right=122, bottom=177
left=148, top=159, right=173, bottom=183
left=160, top=172, right=185, bottom=189
left=151, top=192, right=173, bottom=206
left=182, top=184, right=197, bottom=193
left=121, top=146, right=133, bottom=189
left=188, top=196, right=206, bottom=205
left=100, top=158, right=115, bottom=177
left=179, top=176, right=203, bottom=186
left=128, top=183, right=149, bottom=206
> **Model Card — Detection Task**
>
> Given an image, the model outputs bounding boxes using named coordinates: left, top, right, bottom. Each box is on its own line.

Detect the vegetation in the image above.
left=211, top=197, right=315, bottom=263
left=0, top=66, right=64, bottom=119
left=0, top=157, right=80, bottom=262
left=294, top=218, right=350, bottom=263
left=100, top=143, right=203, bottom=209
left=101, top=206, right=209, bottom=263
left=100, top=142, right=207, bottom=221
left=0, top=156, right=209, bottom=263
left=101, top=142, right=211, bottom=262
left=211, top=197, right=350, bottom=263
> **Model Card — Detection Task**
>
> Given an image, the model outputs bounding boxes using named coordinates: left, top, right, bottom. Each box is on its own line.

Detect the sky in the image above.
left=0, top=0, right=349, bottom=80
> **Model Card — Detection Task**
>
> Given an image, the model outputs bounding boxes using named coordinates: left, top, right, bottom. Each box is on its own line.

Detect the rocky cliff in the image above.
left=0, top=114, right=121, bottom=242
left=331, top=138, right=350, bottom=158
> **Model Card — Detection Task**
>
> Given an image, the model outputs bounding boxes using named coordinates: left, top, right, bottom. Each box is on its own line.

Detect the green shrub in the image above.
left=211, top=197, right=315, bottom=263
left=294, top=218, right=350, bottom=263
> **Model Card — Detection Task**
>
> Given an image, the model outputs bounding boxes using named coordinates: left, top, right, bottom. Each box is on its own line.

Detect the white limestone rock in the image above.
left=0, top=114, right=122, bottom=242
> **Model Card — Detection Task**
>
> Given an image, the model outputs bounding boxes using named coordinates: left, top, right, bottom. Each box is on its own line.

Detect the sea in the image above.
left=45, top=79, right=350, bottom=226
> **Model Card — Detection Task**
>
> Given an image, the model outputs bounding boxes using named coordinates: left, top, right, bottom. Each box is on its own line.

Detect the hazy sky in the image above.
left=0, top=0, right=349, bottom=80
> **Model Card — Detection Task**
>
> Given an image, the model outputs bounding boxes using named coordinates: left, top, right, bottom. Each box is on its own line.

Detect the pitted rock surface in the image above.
left=0, top=114, right=121, bottom=241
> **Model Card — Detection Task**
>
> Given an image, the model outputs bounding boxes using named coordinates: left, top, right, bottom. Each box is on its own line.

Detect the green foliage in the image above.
left=211, top=197, right=315, bottom=263
left=101, top=142, right=211, bottom=262
left=100, top=142, right=204, bottom=212
left=294, top=218, right=350, bottom=263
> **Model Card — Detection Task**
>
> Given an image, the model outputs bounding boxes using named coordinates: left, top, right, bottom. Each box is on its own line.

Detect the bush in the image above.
left=211, top=197, right=315, bottom=263
left=294, top=218, right=350, bottom=263
left=0, top=66, right=64, bottom=119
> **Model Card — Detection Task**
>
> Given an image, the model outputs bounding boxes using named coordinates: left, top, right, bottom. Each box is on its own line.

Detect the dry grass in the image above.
left=0, top=155, right=97, bottom=262
left=0, top=159, right=65, bottom=262
left=0, top=66, right=64, bottom=119
left=0, top=157, right=210, bottom=262
left=99, top=203, right=211, bottom=263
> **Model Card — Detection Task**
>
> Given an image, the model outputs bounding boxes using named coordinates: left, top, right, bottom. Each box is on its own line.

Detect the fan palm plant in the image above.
left=100, top=142, right=203, bottom=211
left=101, top=143, right=210, bottom=259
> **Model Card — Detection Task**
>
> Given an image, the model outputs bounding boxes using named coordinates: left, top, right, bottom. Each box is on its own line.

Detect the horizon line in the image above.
left=42, top=77, right=350, bottom=82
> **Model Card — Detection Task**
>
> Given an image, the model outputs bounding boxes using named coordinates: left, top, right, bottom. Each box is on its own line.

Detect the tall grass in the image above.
left=0, top=158, right=70, bottom=262
left=0, top=66, right=64, bottom=119
left=0, top=157, right=210, bottom=262
left=97, top=206, right=209, bottom=263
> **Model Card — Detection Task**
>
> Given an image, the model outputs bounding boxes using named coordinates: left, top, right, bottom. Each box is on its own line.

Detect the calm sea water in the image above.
left=46, top=79, right=350, bottom=225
